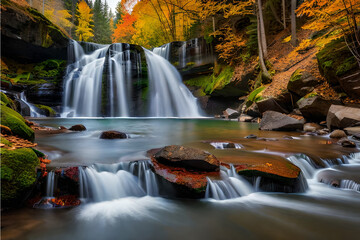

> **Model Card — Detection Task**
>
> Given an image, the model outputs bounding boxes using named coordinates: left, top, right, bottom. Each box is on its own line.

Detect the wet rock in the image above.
left=257, top=137, right=279, bottom=141
left=352, top=133, right=360, bottom=141
left=245, top=103, right=261, bottom=118
left=330, top=130, right=347, bottom=138
left=69, top=124, right=86, bottom=131
left=316, top=129, right=329, bottom=135
left=256, top=97, right=290, bottom=114
left=316, top=165, right=360, bottom=190
left=59, top=126, right=67, bottom=130
left=304, top=123, right=322, bottom=132
left=297, top=96, right=335, bottom=122
left=153, top=145, right=220, bottom=171
left=245, top=134, right=257, bottom=139
left=238, top=114, right=253, bottom=122
left=337, top=138, right=356, bottom=148
left=260, top=111, right=305, bottom=131
left=339, top=71, right=360, bottom=99
left=327, top=105, right=360, bottom=129
left=100, top=131, right=127, bottom=139
left=223, top=108, right=240, bottom=119
left=287, top=69, right=319, bottom=97
left=282, top=135, right=293, bottom=140
left=344, top=127, right=360, bottom=136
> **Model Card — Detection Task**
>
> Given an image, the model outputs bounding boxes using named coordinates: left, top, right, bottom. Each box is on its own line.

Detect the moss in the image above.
left=290, top=69, right=304, bottom=82
left=0, top=92, right=16, bottom=110
left=296, top=92, right=318, bottom=104
left=317, top=37, right=358, bottom=85
left=0, top=148, right=39, bottom=204
left=0, top=105, right=34, bottom=141
left=1, top=137, right=12, bottom=147
left=246, top=85, right=266, bottom=108
left=35, top=104, right=56, bottom=117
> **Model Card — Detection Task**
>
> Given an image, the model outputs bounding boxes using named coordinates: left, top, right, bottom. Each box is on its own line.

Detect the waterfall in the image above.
left=46, top=171, right=55, bottom=197
left=153, top=43, right=171, bottom=60
left=79, top=161, right=159, bottom=202
left=19, top=92, right=45, bottom=117
left=205, top=165, right=254, bottom=200
left=210, top=142, right=243, bottom=149
left=143, top=48, right=202, bottom=117
left=62, top=40, right=202, bottom=117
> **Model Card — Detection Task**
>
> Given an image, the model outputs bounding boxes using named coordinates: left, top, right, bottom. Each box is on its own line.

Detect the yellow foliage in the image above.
left=76, top=0, right=94, bottom=42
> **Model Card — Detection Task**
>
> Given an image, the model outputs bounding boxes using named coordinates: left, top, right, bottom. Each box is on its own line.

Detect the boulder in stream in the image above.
left=326, top=105, right=360, bottom=129
left=100, top=131, right=128, bottom=139
left=260, top=111, right=305, bottom=131
left=69, top=124, right=86, bottom=131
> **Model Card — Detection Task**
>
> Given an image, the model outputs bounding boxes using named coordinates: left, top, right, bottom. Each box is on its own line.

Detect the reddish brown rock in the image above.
left=69, top=124, right=86, bottom=131
left=100, top=130, right=127, bottom=139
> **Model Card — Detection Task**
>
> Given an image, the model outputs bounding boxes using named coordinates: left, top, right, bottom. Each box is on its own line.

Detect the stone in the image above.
left=352, top=133, right=360, bottom=141
left=282, top=135, right=293, bottom=140
left=256, top=97, right=289, bottom=114
left=304, top=123, right=322, bottom=132
left=245, top=134, right=257, bottom=139
left=238, top=114, right=253, bottom=122
left=329, top=130, right=347, bottom=138
left=69, top=124, right=86, bottom=131
left=287, top=69, right=319, bottom=97
left=337, top=138, right=356, bottom=148
left=100, top=131, right=128, bottom=139
left=344, top=127, right=360, bottom=136
left=260, top=111, right=305, bottom=131
left=245, top=102, right=261, bottom=118
left=297, top=96, right=335, bottom=122
left=339, top=71, right=360, bottom=99
left=153, top=145, right=220, bottom=171
left=327, top=105, right=360, bottom=129
left=317, top=130, right=328, bottom=135
left=223, top=108, right=240, bottom=119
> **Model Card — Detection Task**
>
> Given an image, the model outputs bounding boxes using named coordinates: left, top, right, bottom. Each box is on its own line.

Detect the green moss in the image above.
left=297, top=92, right=318, bottom=104
left=1, top=137, right=12, bottom=147
left=35, top=104, right=56, bottom=117
left=290, top=69, right=304, bottom=82
left=246, top=85, right=266, bottom=108
left=0, top=148, right=39, bottom=204
left=184, top=66, right=234, bottom=95
left=0, top=92, right=16, bottom=110
left=0, top=106, right=34, bottom=141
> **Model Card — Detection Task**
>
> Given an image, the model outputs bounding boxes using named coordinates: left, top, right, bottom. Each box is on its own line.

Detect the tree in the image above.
left=297, top=0, right=360, bottom=67
left=92, top=0, right=112, bottom=43
left=44, top=8, right=73, bottom=36
left=112, top=12, right=137, bottom=43
left=290, top=0, right=297, bottom=46
left=75, top=0, right=94, bottom=42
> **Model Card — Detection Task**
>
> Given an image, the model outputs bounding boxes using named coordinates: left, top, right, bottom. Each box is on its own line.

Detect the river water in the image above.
left=2, top=118, right=360, bottom=240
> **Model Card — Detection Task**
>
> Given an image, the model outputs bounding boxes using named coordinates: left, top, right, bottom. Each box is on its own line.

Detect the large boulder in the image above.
left=100, top=131, right=127, bottom=139
left=327, top=105, right=360, bottom=129
left=339, top=71, right=360, bottom=99
left=287, top=69, right=319, bottom=97
left=0, top=148, right=39, bottom=207
left=260, top=111, right=305, bottom=131
left=153, top=145, right=220, bottom=171
left=69, top=124, right=86, bottom=131
left=223, top=108, right=240, bottom=119
left=297, top=96, right=336, bottom=122
left=257, top=97, right=290, bottom=114
left=1, top=0, right=68, bottom=63
left=0, top=105, right=34, bottom=141
left=303, top=123, right=322, bottom=132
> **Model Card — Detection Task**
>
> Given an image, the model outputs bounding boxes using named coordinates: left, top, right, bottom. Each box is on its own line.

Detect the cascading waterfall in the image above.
left=210, top=142, right=243, bottom=149
left=79, top=161, right=159, bottom=202
left=46, top=171, right=55, bottom=197
left=205, top=165, right=254, bottom=200
left=153, top=43, right=171, bottom=60
left=19, top=92, right=45, bottom=117
left=62, top=40, right=202, bottom=117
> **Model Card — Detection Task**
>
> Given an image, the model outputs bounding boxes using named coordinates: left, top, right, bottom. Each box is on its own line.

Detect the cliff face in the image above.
left=1, top=0, right=69, bottom=63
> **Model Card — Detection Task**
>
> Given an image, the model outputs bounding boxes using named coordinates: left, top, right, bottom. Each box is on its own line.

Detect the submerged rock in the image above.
left=337, top=138, right=356, bottom=148
left=100, top=131, right=127, bottom=139
left=153, top=145, right=220, bottom=171
left=260, top=111, right=305, bottom=131
left=69, top=124, right=86, bottom=131
left=327, top=105, right=360, bottom=129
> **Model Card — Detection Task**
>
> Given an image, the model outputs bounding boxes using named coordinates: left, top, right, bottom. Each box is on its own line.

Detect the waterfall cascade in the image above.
left=62, top=40, right=202, bottom=117
left=46, top=171, right=55, bottom=197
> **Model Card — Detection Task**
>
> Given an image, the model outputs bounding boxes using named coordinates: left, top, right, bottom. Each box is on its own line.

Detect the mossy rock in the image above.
left=0, top=148, right=39, bottom=206
left=1, top=137, right=12, bottom=147
left=246, top=85, right=266, bottom=108
left=1, top=92, right=16, bottom=110
left=0, top=105, right=34, bottom=141
left=35, top=104, right=56, bottom=117
left=317, top=37, right=358, bottom=86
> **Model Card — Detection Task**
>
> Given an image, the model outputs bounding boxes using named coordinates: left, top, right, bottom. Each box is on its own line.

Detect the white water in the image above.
left=45, top=171, right=55, bottom=197
left=19, top=92, right=45, bottom=117
left=210, top=142, right=243, bottom=149
left=62, top=40, right=202, bottom=117
left=153, top=43, right=171, bottom=60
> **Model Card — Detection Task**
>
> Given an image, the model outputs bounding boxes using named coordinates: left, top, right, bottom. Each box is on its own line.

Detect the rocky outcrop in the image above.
left=100, top=131, right=128, bottom=139
left=1, top=0, right=68, bottom=63
left=326, top=105, right=360, bottom=129
left=260, top=111, right=305, bottom=131
left=297, top=96, right=336, bottom=122
left=287, top=69, right=319, bottom=97
left=153, top=145, right=220, bottom=171
left=339, top=71, right=360, bottom=99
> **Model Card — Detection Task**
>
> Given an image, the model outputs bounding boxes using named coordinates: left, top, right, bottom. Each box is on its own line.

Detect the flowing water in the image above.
left=2, top=118, right=359, bottom=240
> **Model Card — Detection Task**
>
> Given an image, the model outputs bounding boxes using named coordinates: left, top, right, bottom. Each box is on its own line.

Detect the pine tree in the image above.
left=75, top=0, right=94, bottom=42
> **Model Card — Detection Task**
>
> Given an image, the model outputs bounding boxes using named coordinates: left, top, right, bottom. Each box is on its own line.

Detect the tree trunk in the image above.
left=257, top=0, right=267, bottom=58
left=257, top=10, right=271, bottom=80
left=282, top=0, right=286, bottom=29
left=291, top=0, right=297, bottom=46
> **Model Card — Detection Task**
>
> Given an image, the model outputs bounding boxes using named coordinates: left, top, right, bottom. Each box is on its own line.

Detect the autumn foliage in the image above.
left=112, top=13, right=137, bottom=43
left=75, top=0, right=94, bottom=42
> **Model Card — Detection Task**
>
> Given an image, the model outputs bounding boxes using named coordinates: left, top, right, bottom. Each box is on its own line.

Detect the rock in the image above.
left=304, top=123, right=322, bottom=132
left=327, top=105, right=360, bottom=129
left=297, top=96, right=335, bottom=122
left=282, top=135, right=293, bottom=140
left=1, top=148, right=39, bottom=207
left=330, top=130, right=347, bottom=138
left=344, top=127, right=360, bottom=136
left=245, top=102, right=261, bottom=118
left=223, top=108, right=240, bottom=119
left=287, top=69, right=319, bottom=97
left=59, top=126, right=67, bottom=130
left=256, top=97, right=290, bottom=114
left=100, top=131, right=127, bottom=139
left=27, top=83, right=63, bottom=106
left=352, top=133, right=360, bottom=141
left=245, top=134, right=257, bottom=139
left=317, top=130, right=328, bottom=135
left=69, top=124, right=86, bottom=131
left=238, top=114, right=253, bottom=122
left=339, top=71, right=360, bottom=99
left=260, top=111, right=305, bottom=131
left=0, top=105, right=34, bottom=141
left=337, top=138, right=356, bottom=148
left=224, top=143, right=236, bottom=148
left=153, top=145, right=220, bottom=172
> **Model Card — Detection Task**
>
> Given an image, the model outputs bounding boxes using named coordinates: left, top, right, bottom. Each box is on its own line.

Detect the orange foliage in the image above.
left=112, top=13, right=137, bottom=43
